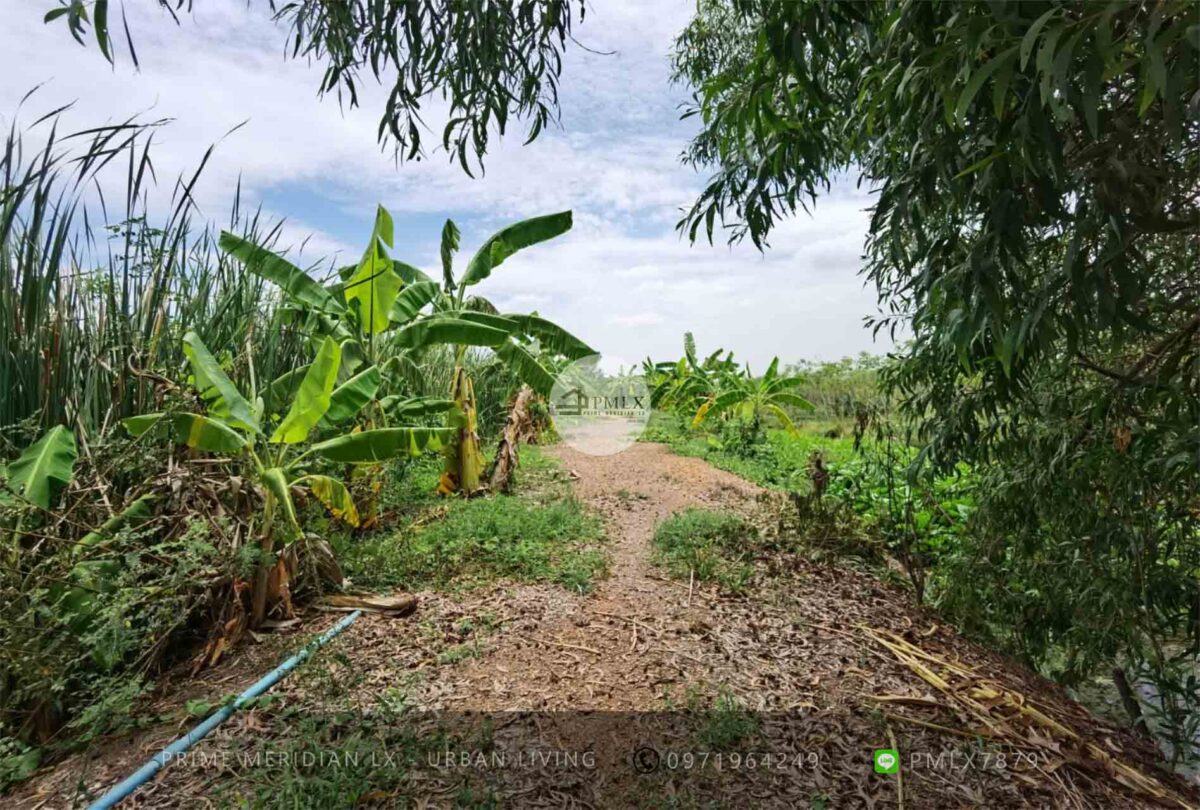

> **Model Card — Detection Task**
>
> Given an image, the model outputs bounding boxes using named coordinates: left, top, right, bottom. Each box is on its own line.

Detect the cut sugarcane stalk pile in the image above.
left=864, top=626, right=1190, bottom=809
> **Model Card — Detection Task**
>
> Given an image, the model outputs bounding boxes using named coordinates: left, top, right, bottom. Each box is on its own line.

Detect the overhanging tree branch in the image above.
left=43, top=0, right=586, bottom=172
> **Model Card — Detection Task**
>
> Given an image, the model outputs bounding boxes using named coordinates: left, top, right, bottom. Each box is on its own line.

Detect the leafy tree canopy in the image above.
left=674, top=0, right=1198, bottom=465
left=674, top=0, right=1200, bottom=726
left=45, top=0, right=584, bottom=173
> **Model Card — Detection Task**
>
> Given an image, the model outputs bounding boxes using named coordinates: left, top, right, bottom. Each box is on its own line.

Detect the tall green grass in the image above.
left=0, top=100, right=309, bottom=447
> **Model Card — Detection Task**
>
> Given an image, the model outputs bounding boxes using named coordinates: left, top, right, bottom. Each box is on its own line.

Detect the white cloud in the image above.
left=609, top=312, right=665, bottom=328
left=1, top=0, right=895, bottom=369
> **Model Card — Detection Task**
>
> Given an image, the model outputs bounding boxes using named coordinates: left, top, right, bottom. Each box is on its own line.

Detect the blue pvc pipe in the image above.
left=87, top=609, right=363, bottom=809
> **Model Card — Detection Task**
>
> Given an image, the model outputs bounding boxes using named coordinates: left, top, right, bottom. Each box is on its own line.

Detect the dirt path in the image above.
left=435, top=442, right=762, bottom=712
left=15, top=444, right=1197, bottom=808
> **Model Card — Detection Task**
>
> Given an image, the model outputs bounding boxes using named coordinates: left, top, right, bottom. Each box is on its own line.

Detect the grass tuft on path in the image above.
left=651, top=508, right=757, bottom=592
left=339, top=447, right=607, bottom=594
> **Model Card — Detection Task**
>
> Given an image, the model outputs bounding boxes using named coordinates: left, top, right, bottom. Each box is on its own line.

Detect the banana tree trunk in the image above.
left=439, top=363, right=485, bottom=495
left=249, top=489, right=277, bottom=628
left=488, top=384, right=536, bottom=494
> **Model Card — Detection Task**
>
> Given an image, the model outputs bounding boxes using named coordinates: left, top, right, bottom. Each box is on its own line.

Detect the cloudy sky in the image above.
left=2, top=0, right=893, bottom=371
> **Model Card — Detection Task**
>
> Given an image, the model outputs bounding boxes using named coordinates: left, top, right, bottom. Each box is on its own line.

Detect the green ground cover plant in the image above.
left=651, top=507, right=757, bottom=593
left=339, top=448, right=607, bottom=594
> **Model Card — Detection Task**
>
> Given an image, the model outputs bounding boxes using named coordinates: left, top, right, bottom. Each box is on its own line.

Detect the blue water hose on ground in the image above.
left=87, top=609, right=363, bottom=809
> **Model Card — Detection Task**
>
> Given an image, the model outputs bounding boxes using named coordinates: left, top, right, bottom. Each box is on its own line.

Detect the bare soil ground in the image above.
left=13, top=443, right=1198, bottom=808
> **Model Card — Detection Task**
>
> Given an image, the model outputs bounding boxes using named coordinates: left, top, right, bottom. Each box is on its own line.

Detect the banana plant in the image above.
left=124, top=331, right=451, bottom=626
left=649, top=333, right=736, bottom=415
left=692, top=357, right=816, bottom=437
left=220, top=206, right=485, bottom=423
left=2, top=426, right=157, bottom=647
left=415, top=212, right=595, bottom=494
left=2, top=425, right=77, bottom=560
left=222, top=205, right=595, bottom=495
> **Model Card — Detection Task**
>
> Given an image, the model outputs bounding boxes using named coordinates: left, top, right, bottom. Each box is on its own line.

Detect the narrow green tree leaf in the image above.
left=955, top=47, right=1016, bottom=126
left=1020, top=8, right=1058, bottom=69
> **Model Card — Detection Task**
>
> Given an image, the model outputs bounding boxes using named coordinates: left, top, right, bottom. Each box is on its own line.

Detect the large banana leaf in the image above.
left=7, top=425, right=77, bottom=510
left=459, top=211, right=572, bottom=288
left=345, top=254, right=403, bottom=335
left=440, top=218, right=460, bottom=290
left=765, top=404, right=800, bottom=435
left=763, top=357, right=780, bottom=384
left=182, top=331, right=260, bottom=433
left=770, top=391, right=816, bottom=411
left=462, top=295, right=500, bottom=314
left=339, top=338, right=368, bottom=376
left=765, top=375, right=807, bottom=394
left=391, top=317, right=510, bottom=350
left=502, top=313, right=594, bottom=360
left=312, top=427, right=453, bottom=463
left=124, top=412, right=248, bottom=454
left=495, top=340, right=556, bottom=396
left=692, top=390, right=748, bottom=427
left=297, top=474, right=359, bottom=526
left=370, top=204, right=394, bottom=246
left=393, top=259, right=434, bottom=285
left=382, top=353, right=424, bottom=388
left=263, top=365, right=309, bottom=415
left=220, top=232, right=344, bottom=315
left=79, top=494, right=157, bottom=548
left=380, top=395, right=456, bottom=420
left=344, top=207, right=402, bottom=334
left=261, top=466, right=300, bottom=534
left=271, top=337, right=341, bottom=443
left=389, top=280, right=442, bottom=325
left=446, top=310, right=520, bottom=332
left=322, top=365, right=382, bottom=426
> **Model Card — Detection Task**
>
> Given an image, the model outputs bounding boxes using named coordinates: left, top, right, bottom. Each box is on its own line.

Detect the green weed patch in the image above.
left=651, top=508, right=757, bottom=593
left=341, top=449, right=607, bottom=594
